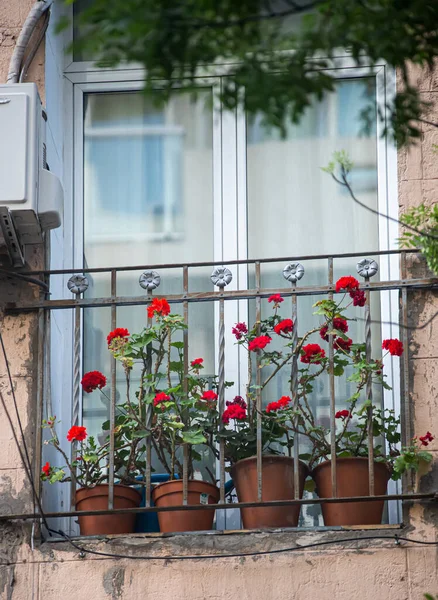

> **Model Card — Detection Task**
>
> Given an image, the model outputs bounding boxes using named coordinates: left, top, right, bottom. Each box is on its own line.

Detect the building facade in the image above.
left=0, top=1, right=437, bottom=598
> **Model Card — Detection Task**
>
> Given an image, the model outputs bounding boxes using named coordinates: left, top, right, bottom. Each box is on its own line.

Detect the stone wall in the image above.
left=0, top=3, right=436, bottom=598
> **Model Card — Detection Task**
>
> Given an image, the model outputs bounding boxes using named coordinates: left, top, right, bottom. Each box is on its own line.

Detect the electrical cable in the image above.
left=0, top=329, right=34, bottom=487
left=0, top=268, right=49, bottom=292
left=7, top=0, right=53, bottom=84
left=46, top=529, right=438, bottom=562
left=0, top=328, right=49, bottom=531
left=0, top=387, right=49, bottom=531
left=18, top=8, right=51, bottom=83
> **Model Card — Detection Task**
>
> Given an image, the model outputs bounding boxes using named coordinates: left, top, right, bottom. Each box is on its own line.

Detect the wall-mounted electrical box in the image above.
left=0, top=82, right=62, bottom=266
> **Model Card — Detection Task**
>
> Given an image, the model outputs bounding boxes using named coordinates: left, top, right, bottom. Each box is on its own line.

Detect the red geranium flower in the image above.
left=419, top=431, right=434, bottom=446
left=42, top=462, right=51, bottom=477
left=335, top=276, right=360, bottom=293
left=222, top=404, right=247, bottom=425
left=320, top=318, right=348, bottom=341
left=232, top=322, right=248, bottom=340
left=248, top=335, right=272, bottom=352
left=81, top=371, right=107, bottom=393
left=268, top=294, right=284, bottom=304
left=201, top=390, right=218, bottom=402
left=334, top=337, right=353, bottom=353
left=382, top=338, right=404, bottom=356
left=147, top=298, right=171, bottom=319
left=67, top=426, right=87, bottom=442
left=266, top=396, right=291, bottom=413
left=351, top=289, right=366, bottom=307
left=300, top=344, right=326, bottom=364
left=319, top=325, right=329, bottom=341
left=154, top=392, right=171, bottom=406
left=333, top=317, right=348, bottom=333
left=335, top=409, right=351, bottom=419
left=107, top=328, right=130, bottom=347
left=226, top=396, right=247, bottom=409
left=191, top=358, right=204, bottom=367
left=274, top=319, right=294, bottom=335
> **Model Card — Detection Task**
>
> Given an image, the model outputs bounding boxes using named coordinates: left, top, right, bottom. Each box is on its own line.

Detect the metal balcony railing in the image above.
left=1, top=248, right=437, bottom=530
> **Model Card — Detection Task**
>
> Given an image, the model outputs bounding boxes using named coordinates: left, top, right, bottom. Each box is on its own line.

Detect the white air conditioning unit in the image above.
left=0, top=82, right=62, bottom=266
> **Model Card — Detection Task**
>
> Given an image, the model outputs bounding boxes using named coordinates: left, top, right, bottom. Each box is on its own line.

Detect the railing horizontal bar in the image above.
left=2, top=493, right=436, bottom=521
left=6, top=279, right=438, bottom=313
left=17, top=248, right=420, bottom=277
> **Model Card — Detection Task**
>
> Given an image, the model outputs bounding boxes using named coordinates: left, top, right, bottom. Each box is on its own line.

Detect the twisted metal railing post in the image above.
left=357, top=259, right=379, bottom=497
left=108, top=270, right=117, bottom=509
left=211, top=267, right=232, bottom=504
left=400, top=253, right=411, bottom=500
left=283, top=262, right=305, bottom=498
left=67, top=275, right=89, bottom=509
left=139, top=270, right=161, bottom=507
left=328, top=258, right=337, bottom=499
left=254, top=262, right=263, bottom=502
left=182, top=266, right=189, bottom=505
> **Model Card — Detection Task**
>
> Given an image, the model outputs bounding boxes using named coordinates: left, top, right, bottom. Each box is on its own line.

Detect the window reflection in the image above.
left=82, top=90, right=214, bottom=441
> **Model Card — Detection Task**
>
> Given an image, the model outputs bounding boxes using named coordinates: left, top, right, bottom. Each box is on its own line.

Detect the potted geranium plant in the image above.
left=216, top=280, right=433, bottom=528
left=296, top=275, right=433, bottom=525
left=41, top=403, right=143, bottom=535
left=237, top=275, right=433, bottom=526
left=93, top=298, right=227, bottom=532
left=214, top=293, right=311, bottom=529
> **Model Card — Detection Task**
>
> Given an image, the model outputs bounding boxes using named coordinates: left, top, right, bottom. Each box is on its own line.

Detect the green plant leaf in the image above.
left=131, top=430, right=151, bottom=438
left=182, top=430, right=207, bottom=445
left=170, top=341, right=185, bottom=349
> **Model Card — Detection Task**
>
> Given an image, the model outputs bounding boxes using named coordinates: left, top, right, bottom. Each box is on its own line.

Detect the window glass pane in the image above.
left=247, top=77, right=378, bottom=260
left=246, top=77, right=382, bottom=526
left=82, top=89, right=214, bottom=446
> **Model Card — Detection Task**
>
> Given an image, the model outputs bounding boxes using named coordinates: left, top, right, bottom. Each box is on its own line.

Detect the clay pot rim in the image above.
left=151, top=479, right=220, bottom=495
left=312, top=456, right=392, bottom=476
left=231, top=454, right=309, bottom=476
left=76, top=483, right=142, bottom=500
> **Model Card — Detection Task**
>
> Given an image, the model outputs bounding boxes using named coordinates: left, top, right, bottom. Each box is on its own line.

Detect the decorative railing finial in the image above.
left=211, top=267, right=232, bottom=288
left=67, top=275, right=89, bottom=294
left=356, top=258, right=378, bottom=280
left=283, top=262, right=305, bottom=284
left=139, top=270, right=161, bottom=291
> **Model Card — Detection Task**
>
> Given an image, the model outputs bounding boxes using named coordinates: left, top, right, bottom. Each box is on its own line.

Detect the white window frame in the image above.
left=48, top=9, right=401, bottom=527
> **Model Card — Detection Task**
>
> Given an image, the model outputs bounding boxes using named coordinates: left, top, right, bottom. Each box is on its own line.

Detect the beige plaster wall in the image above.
left=398, top=67, right=438, bottom=544
left=0, top=0, right=45, bottom=97
left=0, top=2, right=437, bottom=598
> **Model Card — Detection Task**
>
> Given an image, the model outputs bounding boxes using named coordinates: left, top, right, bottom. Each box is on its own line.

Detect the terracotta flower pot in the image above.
left=312, top=457, right=391, bottom=526
left=230, top=455, right=308, bottom=529
left=151, top=479, right=220, bottom=533
left=76, top=484, right=141, bottom=536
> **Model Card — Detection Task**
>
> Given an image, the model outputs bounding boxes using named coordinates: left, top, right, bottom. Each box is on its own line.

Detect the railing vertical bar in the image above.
left=144, top=287, right=154, bottom=508
left=400, top=253, right=410, bottom=448
left=255, top=262, right=262, bottom=501
left=183, top=266, right=189, bottom=505
left=34, top=307, right=45, bottom=529
left=291, top=286, right=300, bottom=499
left=328, top=257, right=337, bottom=499
left=71, top=290, right=82, bottom=510
left=108, top=270, right=117, bottom=510
left=364, top=284, right=375, bottom=496
left=218, top=293, right=226, bottom=504
left=400, top=254, right=411, bottom=505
